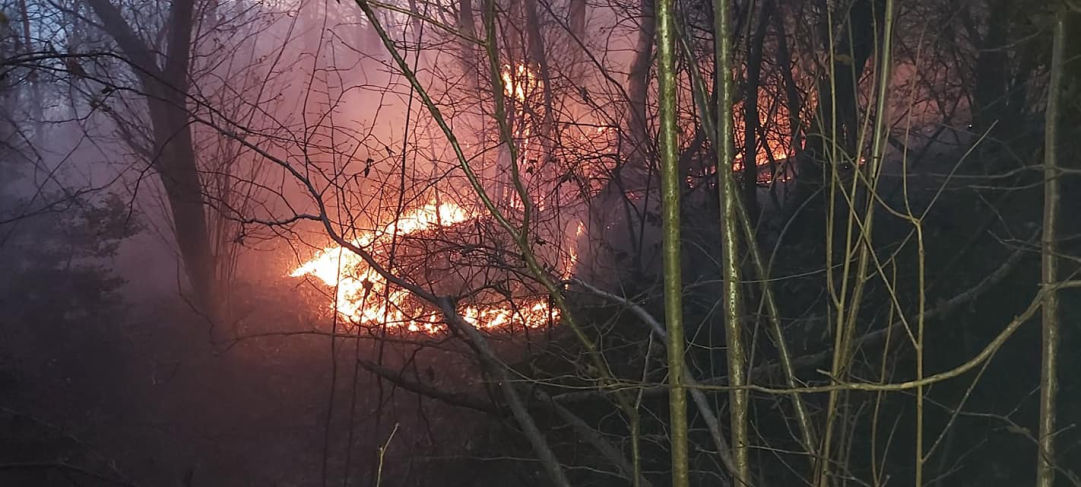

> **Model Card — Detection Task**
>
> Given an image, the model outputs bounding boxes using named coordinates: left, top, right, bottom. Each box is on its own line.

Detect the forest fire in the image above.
left=5, top=0, right=1071, bottom=484
left=502, top=63, right=539, bottom=101
left=290, top=203, right=558, bottom=334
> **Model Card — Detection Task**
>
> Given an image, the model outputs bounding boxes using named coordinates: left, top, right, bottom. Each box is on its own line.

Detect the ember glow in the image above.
left=290, top=203, right=558, bottom=334
left=730, top=91, right=800, bottom=183
left=502, top=63, right=539, bottom=102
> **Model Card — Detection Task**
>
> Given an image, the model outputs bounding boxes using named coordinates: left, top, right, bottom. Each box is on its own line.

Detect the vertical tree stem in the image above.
left=655, top=0, right=689, bottom=483
left=714, top=0, right=751, bottom=483
left=1036, top=12, right=1065, bottom=487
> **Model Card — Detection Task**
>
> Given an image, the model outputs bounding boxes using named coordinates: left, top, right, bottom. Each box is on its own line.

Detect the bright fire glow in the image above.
left=564, top=221, right=585, bottom=279
left=291, top=202, right=558, bottom=334
left=502, top=63, right=538, bottom=102
left=730, top=91, right=799, bottom=183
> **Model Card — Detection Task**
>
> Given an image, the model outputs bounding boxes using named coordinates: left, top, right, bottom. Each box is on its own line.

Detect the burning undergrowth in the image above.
left=291, top=202, right=577, bottom=334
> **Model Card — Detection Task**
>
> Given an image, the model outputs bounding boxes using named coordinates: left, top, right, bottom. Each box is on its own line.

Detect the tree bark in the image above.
left=569, top=0, right=586, bottom=38
left=656, top=0, right=689, bottom=484
left=88, top=0, right=216, bottom=313
left=799, top=0, right=879, bottom=179
left=714, top=0, right=751, bottom=483
left=1035, top=11, right=1065, bottom=487
left=967, top=0, right=1027, bottom=160
left=741, top=0, right=772, bottom=221
left=458, top=0, right=478, bottom=87
left=525, top=0, right=557, bottom=164
left=625, top=0, right=656, bottom=190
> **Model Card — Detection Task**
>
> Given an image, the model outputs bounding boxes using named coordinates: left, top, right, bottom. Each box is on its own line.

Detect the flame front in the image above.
left=291, top=203, right=557, bottom=334
left=502, top=63, right=538, bottom=102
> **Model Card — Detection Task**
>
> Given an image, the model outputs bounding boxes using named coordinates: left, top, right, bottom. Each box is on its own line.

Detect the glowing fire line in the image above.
left=291, top=203, right=557, bottom=334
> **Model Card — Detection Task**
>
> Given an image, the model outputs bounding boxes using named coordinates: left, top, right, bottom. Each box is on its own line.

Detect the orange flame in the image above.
left=291, top=202, right=558, bottom=334
left=502, top=63, right=539, bottom=102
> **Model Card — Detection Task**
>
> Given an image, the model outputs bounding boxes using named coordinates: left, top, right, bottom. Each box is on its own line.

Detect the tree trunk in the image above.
left=458, top=0, right=479, bottom=87
left=1035, top=11, right=1065, bottom=487
left=715, top=0, right=751, bottom=483
left=87, top=0, right=216, bottom=314
left=741, top=0, right=772, bottom=221
left=789, top=0, right=881, bottom=235
left=625, top=0, right=655, bottom=190
left=968, top=0, right=1021, bottom=156
left=525, top=0, right=557, bottom=164
left=569, top=0, right=586, bottom=38
left=588, top=0, right=654, bottom=277
left=655, top=0, right=690, bottom=483
left=801, top=0, right=878, bottom=168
